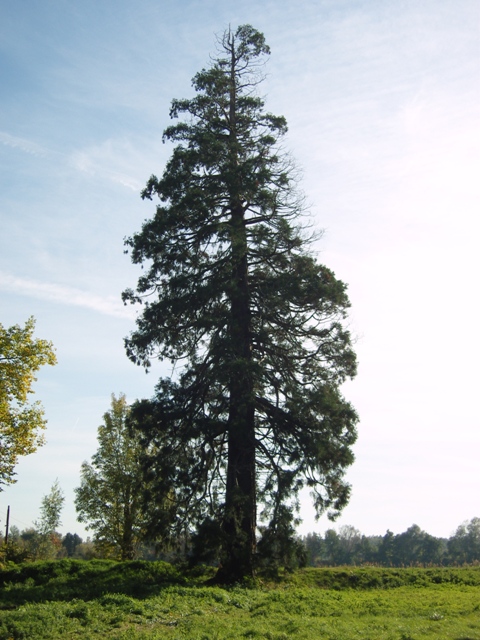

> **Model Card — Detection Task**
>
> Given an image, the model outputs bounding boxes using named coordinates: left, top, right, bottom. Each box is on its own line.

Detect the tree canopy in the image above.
left=123, top=25, right=358, bottom=581
left=0, top=317, right=57, bottom=488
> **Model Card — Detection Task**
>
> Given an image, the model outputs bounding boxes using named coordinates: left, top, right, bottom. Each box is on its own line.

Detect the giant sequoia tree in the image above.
left=123, top=25, right=358, bottom=581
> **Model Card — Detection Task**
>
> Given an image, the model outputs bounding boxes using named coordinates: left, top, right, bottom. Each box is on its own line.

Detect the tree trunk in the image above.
left=220, top=213, right=256, bottom=580
left=121, top=490, right=135, bottom=560
left=217, top=39, right=257, bottom=582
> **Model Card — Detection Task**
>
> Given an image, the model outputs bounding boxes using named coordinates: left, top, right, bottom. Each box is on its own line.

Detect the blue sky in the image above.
left=1, top=0, right=479, bottom=541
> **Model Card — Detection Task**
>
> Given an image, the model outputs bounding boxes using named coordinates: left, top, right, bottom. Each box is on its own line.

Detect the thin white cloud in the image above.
left=69, top=138, right=152, bottom=192
left=71, top=150, right=141, bottom=191
left=0, top=131, right=145, bottom=192
left=0, top=131, right=47, bottom=157
left=0, top=272, right=134, bottom=319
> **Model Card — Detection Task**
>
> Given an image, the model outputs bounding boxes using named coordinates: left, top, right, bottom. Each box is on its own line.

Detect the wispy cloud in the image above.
left=0, top=272, right=134, bottom=319
left=0, top=131, right=146, bottom=191
left=69, top=138, right=153, bottom=192
left=0, top=131, right=48, bottom=157
left=71, top=150, right=141, bottom=191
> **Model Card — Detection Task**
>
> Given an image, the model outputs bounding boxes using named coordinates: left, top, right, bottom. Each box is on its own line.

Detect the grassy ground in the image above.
left=0, top=561, right=479, bottom=639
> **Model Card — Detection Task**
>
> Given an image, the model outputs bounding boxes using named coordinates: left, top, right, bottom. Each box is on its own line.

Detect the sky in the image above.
left=0, top=0, right=479, bottom=542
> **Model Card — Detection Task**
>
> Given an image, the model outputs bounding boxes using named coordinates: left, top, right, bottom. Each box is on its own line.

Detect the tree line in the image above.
left=302, top=520, right=480, bottom=567
left=3, top=512, right=479, bottom=568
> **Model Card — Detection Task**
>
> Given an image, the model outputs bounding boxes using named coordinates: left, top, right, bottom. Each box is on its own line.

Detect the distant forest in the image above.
left=3, top=518, right=479, bottom=567
left=302, top=519, right=480, bottom=567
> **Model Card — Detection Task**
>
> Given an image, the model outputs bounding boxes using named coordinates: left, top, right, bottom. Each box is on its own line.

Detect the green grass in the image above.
left=0, top=562, right=479, bottom=639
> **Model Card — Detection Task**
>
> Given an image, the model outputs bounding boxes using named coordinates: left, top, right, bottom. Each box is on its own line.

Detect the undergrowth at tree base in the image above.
left=0, top=561, right=479, bottom=639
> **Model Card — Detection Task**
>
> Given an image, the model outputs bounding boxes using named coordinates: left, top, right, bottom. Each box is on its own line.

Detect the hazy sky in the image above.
left=1, top=0, right=478, bottom=541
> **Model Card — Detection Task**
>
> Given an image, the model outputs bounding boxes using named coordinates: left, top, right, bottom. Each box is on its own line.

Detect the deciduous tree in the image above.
left=33, top=478, right=65, bottom=559
left=0, top=317, right=57, bottom=487
left=36, top=478, right=64, bottom=536
left=123, top=25, right=358, bottom=581
left=74, top=394, right=154, bottom=560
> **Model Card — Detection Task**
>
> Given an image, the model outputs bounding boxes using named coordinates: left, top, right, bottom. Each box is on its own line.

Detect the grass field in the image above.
left=0, top=560, right=479, bottom=639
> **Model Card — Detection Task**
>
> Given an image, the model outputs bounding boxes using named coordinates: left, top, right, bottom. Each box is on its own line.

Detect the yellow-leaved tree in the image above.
left=0, top=317, right=57, bottom=488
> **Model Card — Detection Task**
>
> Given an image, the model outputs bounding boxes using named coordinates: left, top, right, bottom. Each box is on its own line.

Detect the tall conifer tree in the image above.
left=123, top=25, right=358, bottom=581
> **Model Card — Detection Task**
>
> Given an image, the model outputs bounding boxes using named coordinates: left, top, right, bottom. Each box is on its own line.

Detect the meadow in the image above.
left=0, top=560, right=479, bottom=639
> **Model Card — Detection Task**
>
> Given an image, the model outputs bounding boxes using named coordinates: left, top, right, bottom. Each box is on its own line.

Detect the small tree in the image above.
left=36, top=478, right=64, bottom=535
left=0, top=317, right=57, bottom=487
left=123, top=25, right=358, bottom=581
left=75, top=394, right=156, bottom=559
left=29, top=479, right=65, bottom=559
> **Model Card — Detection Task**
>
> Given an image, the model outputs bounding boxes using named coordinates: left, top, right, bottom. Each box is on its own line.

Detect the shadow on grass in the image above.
left=0, top=559, right=191, bottom=608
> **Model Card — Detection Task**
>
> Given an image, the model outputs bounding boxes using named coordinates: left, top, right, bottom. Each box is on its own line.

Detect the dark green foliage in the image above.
left=448, top=517, right=480, bottom=564
left=301, top=520, right=480, bottom=567
left=388, top=524, right=445, bottom=565
left=256, top=505, right=307, bottom=575
left=188, top=517, right=224, bottom=566
left=61, top=533, right=83, bottom=557
left=303, top=525, right=448, bottom=567
left=123, top=25, right=358, bottom=581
